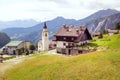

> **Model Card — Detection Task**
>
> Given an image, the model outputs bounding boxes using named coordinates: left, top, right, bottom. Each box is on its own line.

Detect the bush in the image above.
left=29, top=45, right=35, bottom=53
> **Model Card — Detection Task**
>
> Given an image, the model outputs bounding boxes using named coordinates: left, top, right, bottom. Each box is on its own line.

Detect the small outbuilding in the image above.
left=107, top=29, right=119, bottom=36
left=1, top=40, right=32, bottom=55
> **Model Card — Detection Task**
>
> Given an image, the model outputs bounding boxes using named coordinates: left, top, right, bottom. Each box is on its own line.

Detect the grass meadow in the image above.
left=0, top=34, right=120, bottom=80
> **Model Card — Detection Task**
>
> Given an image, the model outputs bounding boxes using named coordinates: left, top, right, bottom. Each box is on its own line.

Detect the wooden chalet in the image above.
left=53, top=25, right=92, bottom=55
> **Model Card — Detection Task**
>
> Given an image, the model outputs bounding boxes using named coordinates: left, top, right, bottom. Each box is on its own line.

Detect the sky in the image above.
left=0, top=0, right=120, bottom=22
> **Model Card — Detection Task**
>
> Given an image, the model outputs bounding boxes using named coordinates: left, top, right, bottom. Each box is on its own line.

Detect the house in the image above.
left=53, top=25, right=92, bottom=55
left=49, top=40, right=56, bottom=50
left=107, top=29, right=119, bottom=36
left=38, top=22, right=49, bottom=52
left=93, top=32, right=101, bottom=37
left=1, top=40, right=32, bottom=55
left=92, top=32, right=103, bottom=39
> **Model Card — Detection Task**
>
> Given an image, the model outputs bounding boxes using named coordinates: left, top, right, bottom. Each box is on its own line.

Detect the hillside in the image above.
left=0, top=34, right=120, bottom=80
left=0, top=32, right=10, bottom=48
left=75, top=9, right=120, bottom=25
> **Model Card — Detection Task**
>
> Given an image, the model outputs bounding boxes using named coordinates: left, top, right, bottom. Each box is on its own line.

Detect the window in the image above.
left=64, top=37, right=66, bottom=40
left=71, top=37, right=74, bottom=40
left=63, top=43, right=66, bottom=46
left=45, top=33, right=47, bottom=37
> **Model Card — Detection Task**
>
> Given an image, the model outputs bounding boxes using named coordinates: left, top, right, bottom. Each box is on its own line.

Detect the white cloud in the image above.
left=0, top=0, right=120, bottom=21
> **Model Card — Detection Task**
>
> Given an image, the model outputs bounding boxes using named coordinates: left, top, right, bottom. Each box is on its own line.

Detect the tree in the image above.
left=29, top=45, right=35, bottom=53
left=17, top=49, right=21, bottom=55
left=115, top=21, right=120, bottom=30
left=0, top=52, right=3, bottom=63
left=24, top=48, right=29, bottom=55
left=98, top=33, right=103, bottom=39
left=102, top=29, right=108, bottom=34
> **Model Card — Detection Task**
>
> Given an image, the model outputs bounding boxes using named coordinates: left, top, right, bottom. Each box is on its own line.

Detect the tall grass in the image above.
left=0, top=34, right=120, bottom=80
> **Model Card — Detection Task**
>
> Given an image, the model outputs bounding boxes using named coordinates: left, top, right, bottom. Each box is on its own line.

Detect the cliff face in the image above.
left=85, top=13, right=120, bottom=33
left=0, top=32, right=10, bottom=48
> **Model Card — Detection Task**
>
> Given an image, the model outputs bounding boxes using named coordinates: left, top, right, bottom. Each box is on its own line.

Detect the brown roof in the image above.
left=53, top=25, right=92, bottom=42
left=54, top=25, right=86, bottom=37
left=93, top=32, right=101, bottom=36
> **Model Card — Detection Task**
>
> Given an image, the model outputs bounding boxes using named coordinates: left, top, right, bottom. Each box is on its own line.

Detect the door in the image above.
left=13, top=50, right=16, bottom=55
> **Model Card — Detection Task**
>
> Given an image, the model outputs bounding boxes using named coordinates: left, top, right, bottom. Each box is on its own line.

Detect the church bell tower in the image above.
left=41, top=22, right=49, bottom=51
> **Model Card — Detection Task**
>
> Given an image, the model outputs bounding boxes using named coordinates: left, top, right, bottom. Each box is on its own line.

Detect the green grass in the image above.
left=3, top=56, right=16, bottom=61
left=0, top=34, right=120, bottom=80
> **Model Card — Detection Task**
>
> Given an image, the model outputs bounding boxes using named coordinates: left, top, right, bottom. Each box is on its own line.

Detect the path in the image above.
left=0, top=55, right=27, bottom=74
left=0, top=50, right=59, bottom=74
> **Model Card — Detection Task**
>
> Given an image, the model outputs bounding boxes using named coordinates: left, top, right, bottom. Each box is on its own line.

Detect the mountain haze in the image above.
left=0, top=19, right=39, bottom=30
left=1, top=9, right=120, bottom=43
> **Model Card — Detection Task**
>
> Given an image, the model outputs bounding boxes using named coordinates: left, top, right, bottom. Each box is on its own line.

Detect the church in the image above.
left=38, top=22, right=49, bottom=51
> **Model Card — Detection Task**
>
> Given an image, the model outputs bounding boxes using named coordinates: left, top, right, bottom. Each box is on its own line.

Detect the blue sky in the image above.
left=0, top=0, right=120, bottom=21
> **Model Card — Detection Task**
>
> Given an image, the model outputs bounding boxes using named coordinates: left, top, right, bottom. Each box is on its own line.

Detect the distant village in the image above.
left=0, top=21, right=119, bottom=62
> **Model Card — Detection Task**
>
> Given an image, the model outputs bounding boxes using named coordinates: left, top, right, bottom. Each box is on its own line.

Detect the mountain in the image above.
left=0, top=32, right=10, bottom=48
left=17, top=17, right=77, bottom=43
left=1, top=9, right=120, bottom=43
left=0, top=19, right=39, bottom=39
left=85, top=12, right=120, bottom=33
left=75, top=9, right=120, bottom=25
left=0, top=19, right=39, bottom=30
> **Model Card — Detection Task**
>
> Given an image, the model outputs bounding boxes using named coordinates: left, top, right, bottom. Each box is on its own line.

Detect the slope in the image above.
left=76, top=8, right=119, bottom=25
left=0, top=34, right=120, bottom=80
left=85, top=12, right=120, bottom=33
left=0, top=32, right=10, bottom=48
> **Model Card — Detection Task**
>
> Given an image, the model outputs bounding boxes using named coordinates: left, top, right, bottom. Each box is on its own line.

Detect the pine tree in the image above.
left=115, top=21, right=120, bottom=30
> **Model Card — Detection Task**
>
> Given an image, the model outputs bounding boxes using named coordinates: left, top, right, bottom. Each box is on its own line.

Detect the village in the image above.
left=0, top=21, right=119, bottom=63
left=0, top=0, right=120, bottom=79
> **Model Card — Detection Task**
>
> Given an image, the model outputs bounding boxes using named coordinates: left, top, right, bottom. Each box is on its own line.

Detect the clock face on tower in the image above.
left=45, top=33, right=47, bottom=37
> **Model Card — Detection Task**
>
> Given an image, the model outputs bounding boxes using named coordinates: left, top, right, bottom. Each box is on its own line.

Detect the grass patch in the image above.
left=3, top=56, right=16, bottom=61
left=0, top=34, right=120, bottom=80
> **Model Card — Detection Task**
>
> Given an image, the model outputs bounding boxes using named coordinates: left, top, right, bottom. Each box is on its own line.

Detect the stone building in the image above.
left=1, top=40, right=32, bottom=55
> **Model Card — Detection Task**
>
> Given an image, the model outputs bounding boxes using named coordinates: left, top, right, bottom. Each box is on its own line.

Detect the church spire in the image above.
left=43, top=22, right=47, bottom=29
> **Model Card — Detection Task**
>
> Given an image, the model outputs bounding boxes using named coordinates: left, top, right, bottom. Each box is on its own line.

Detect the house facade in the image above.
left=53, top=25, right=92, bottom=55
left=1, top=41, right=32, bottom=55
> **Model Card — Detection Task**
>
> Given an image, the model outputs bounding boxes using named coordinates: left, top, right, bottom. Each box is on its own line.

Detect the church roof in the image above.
left=43, top=22, right=47, bottom=29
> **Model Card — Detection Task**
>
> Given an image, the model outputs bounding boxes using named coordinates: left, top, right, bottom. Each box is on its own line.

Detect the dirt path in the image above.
left=0, top=55, right=27, bottom=74
left=0, top=50, right=59, bottom=74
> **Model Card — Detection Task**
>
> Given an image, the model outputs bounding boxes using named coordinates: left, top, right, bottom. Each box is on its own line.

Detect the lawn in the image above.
left=0, top=34, right=120, bottom=80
